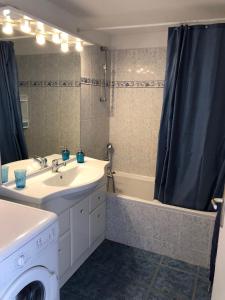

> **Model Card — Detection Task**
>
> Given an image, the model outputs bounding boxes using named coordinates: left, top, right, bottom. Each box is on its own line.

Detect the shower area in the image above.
left=80, top=29, right=223, bottom=272
left=103, top=31, right=223, bottom=271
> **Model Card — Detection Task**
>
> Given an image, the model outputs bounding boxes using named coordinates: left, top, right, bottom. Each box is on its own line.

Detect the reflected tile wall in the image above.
left=80, top=46, right=110, bottom=159
left=17, top=53, right=81, bottom=157
left=110, top=48, right=166, bottom=176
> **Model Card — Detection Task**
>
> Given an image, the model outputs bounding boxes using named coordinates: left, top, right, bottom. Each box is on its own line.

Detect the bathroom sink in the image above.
left=43, top=165, right=103, bottom=188
left=0, top=156, right=108, bottom=205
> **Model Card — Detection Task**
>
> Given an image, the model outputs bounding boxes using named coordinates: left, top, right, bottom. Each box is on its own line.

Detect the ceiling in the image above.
left=48, top=0, right=225, bottom=33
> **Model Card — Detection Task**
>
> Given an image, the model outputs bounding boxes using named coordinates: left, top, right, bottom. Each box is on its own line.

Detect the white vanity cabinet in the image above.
left=70, top=197, right=89, bottom=264
left=47, top=182, right=106, bottom=287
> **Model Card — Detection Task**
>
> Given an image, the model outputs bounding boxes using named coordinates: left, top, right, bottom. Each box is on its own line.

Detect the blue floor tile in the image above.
left=161, top=256, right=198, bottom=274
left=195, top=279, right=211, bottom=300
left=198, top=267, right=210, bottom=280
left=61, top=240, right=204, bottom=300
left=147, top=289, right=178, bottom=300
left=152, top=265, right=195, bottom=299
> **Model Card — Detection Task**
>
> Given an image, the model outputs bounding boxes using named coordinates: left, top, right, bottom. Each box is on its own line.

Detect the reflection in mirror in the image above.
left=16, top=44, right=81, bottom=158
left=0, top=7, right=86, bottom=180
left=0, top=8, right=110, bottom=183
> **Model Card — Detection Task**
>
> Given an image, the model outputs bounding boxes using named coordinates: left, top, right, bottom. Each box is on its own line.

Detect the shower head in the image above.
left=107, top=143, right=114, bottom=152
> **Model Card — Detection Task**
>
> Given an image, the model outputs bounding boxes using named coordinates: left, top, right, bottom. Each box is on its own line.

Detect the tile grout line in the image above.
left=144, top=256, right=164, bottom=300
left=160, top=262, right=201, bottom=277
left=191, top=274, right=199, bottom=300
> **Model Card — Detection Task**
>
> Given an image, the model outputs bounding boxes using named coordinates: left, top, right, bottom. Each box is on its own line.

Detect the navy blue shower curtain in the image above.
left=154, top=24, right=225, bottom=211
left=0, top=41, right=28, bottom=164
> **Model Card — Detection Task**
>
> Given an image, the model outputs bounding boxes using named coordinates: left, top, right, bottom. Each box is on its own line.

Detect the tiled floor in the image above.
left=61, top=240, right=211, bottom=300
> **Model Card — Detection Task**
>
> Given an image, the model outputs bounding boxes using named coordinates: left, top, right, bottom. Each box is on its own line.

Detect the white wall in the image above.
left=110, top=29, right=168, bottom=49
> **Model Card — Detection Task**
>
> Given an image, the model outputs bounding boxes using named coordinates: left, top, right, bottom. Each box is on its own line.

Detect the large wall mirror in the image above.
left=0, top=7, right=109, bottom=182
left=15, top=40, right=81, bottom=158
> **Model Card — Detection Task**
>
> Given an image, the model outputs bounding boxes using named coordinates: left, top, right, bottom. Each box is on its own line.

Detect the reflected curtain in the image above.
left=0, top=41, right=28, bottom=164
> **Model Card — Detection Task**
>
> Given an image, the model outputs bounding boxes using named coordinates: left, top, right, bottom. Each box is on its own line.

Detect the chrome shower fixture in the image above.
left=100, top=46, right=108, bottom=102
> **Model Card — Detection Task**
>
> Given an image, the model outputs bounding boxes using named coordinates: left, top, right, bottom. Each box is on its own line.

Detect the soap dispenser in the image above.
left=61, top=146, right=70, bottom=161
left=76, top=150, right=85, bottom=163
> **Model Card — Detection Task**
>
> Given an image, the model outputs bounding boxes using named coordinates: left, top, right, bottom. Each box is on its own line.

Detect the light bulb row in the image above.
left=1, top=10, right=84, bottom=52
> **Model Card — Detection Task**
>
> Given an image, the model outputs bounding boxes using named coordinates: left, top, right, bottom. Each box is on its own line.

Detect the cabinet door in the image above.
left=90, top=202, right=106, bottom=246
left=59, top=231, right=71, bottom=278
left=70, top=197, right=90, bottom=265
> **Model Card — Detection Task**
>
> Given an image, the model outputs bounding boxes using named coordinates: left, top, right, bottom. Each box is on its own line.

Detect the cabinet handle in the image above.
left=80, top=209, right=84, bottom=214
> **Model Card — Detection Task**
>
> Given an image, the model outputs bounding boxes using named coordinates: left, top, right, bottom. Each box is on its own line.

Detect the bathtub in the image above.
left=106, top=171, right=216, bottom=268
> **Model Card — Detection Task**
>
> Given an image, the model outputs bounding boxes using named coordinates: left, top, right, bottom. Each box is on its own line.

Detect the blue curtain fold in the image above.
left=154, top=24, right=225, bottom=211
left=0, top=41, right=28, bottom=164
left=154, top=24, right=225, bottom=284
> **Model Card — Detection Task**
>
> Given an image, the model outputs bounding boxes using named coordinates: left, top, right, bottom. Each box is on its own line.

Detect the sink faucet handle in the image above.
left=52, top=159, right=66, bottom=172
left=34, top=156, right=48, bottom=168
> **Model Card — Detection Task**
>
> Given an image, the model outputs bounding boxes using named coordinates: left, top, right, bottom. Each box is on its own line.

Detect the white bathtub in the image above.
left=106, top=171, right=216, bottom=268
left=114, top=171, right=155, bottom=201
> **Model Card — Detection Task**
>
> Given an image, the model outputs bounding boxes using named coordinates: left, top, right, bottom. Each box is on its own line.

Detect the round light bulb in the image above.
left=20, top=19, right=31, bottom=33
left=36, top=33, right=46, bottom=45
left=52, top=32, right=61, bottom=44
left=2, top=20, right=13, bottom=35
left=60, top=32, right=68, bottom=41
left=75, top=40, right=83, bottom=52
left=3, top=9, right=10, bottom=17
left=61, top=41, right=69, bottom=53
left=36, top=21, right=44, bottom=32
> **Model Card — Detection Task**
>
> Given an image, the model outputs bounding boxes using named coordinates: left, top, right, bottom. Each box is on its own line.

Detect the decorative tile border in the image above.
left=19, top=79, right=165, bottom=88
left=111, top=80, right=165, bottom=88
left=19, top=80, right=81, bottom=87
left=81, top=77, right=109, bottom=87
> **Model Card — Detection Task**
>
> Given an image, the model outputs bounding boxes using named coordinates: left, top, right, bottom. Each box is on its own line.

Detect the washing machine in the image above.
left=0, top=199, right=59, bottom=300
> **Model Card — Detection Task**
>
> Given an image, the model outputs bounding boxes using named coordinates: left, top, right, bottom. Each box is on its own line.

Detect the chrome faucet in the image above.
left=34, top=156, right=48, bottom=169
left=52, top=159, right=66, bottom=173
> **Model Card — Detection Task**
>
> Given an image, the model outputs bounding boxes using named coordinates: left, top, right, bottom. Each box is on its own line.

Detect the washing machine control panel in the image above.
left=0, top=222, right=58, bottom=288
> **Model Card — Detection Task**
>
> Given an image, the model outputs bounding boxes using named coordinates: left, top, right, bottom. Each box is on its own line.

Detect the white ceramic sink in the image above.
left=0, top=156, right=108, bottom=205
left=43, top=165, right=101, bottom=187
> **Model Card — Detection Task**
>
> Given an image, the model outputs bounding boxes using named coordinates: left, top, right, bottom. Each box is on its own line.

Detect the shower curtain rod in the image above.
left=92, top=17, right=225, bottom=31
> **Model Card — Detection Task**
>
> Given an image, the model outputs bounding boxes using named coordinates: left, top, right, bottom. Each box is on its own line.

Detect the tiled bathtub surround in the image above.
left=106, top=195, right=215, bottom=268
left=17, top=53, right=81, bottom=157
left=110, top=48, right=166, bottom=176
left=80, top=46, right=110, bottom=160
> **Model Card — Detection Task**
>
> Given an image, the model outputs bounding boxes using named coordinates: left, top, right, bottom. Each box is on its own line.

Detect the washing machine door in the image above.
left=2, top=266, right=59, bottom=300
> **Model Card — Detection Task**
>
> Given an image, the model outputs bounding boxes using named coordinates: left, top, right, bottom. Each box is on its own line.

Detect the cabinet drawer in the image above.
left=89, top=186, right=106, bottom=213
left=90, top=202, right=106, bottom=246
left=59, top=231, right=71, bottom=278
left=58, top=209, right=70, bottom=237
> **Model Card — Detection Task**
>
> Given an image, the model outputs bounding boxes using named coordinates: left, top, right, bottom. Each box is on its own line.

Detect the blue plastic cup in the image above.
left=1, top=165, right=9, bottom=183
left=14, top=169, right=27, bottom=189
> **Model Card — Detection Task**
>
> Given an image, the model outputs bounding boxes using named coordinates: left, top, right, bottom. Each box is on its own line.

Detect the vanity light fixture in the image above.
left=20, top=17, right=31, bottom=33
left=36, top=33, right=46, bottom=45
left=3, top=9, right=10, bottom=17
left=75, top=40, right=83, bottom=52
left=60, top=32, right=69, bottom=52
left=61, top=41, right=69, bottom=53
left=0, top=9, right=87, bottom=51
left=2, top=15, right=13, bottom=35
left=35, top=21, right=45, bottom=45
left=36, top=21, right=44, bottom=32
left=52, top=31, right=61, bottom=44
